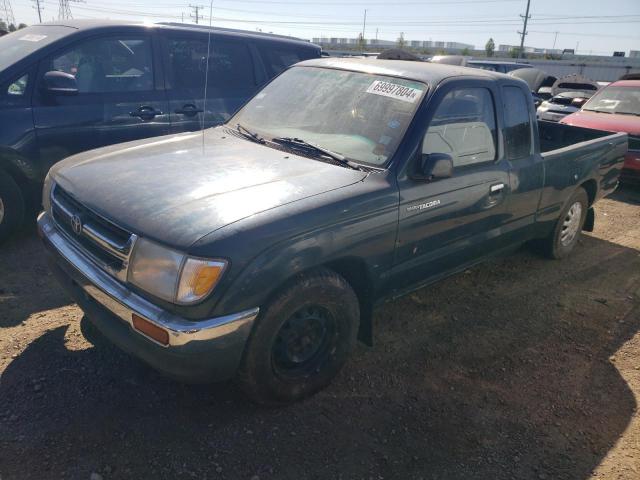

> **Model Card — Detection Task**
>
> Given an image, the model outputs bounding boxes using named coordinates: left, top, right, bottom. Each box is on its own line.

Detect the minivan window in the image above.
left=47, top=37, right=154, bottom=93
left=423, top=88, right=497, bottom=167
left=259, top=46, right=310, bottom=76
left=167, top=37, right=255, bottom=90
left=0, top=26, right=73, bottom=72
left=503, top=86, right=532, bottom=160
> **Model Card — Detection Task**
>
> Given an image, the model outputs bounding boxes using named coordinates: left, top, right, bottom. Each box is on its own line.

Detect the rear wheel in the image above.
left=0, top=172, right=25, bottom=244
left=541, top=188, right=589, bottom=259
left=237, top=268, right=360, bottom=406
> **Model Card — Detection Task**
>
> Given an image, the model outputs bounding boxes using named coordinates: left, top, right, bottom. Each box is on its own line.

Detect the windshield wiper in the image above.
left=271, top=137, right=362, bottom=170
left=236, top=123, right=265, bottom=144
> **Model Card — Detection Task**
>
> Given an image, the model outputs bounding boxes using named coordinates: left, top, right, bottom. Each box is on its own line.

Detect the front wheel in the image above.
left=0, top=172, right=25, bottom=244
left=541, top=188, right=589, bottom=259
left=237, top=268, right=360, bottom=406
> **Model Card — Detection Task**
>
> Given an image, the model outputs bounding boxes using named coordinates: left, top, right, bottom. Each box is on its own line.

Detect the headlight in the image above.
left=128, top=238, right=227, bottom=305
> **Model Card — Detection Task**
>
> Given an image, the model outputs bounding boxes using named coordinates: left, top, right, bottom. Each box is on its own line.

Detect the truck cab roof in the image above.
left=298, top=57, right=516, bottom=86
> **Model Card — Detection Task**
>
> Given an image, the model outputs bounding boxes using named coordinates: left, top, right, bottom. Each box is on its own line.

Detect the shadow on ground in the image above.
left=0, top=232, right=638, bottom=479
left=0, top=226, right=73, bottom=328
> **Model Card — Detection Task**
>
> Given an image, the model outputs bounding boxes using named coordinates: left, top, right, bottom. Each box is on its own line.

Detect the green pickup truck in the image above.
left=38, top=58, right=627, bottom=404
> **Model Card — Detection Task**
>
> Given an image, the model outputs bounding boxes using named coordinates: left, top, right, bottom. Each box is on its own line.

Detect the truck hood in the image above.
left=51, top=128, right=368, bottom=248
left=561, top=110, right=640, bottom=136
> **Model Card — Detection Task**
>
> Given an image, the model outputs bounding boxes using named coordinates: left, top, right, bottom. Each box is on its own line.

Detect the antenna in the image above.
left=201, top=0, right=214, bottom=148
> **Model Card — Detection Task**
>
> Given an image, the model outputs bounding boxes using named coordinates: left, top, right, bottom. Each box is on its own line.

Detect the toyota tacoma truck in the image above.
left=37, top=58, right=627, bottom=404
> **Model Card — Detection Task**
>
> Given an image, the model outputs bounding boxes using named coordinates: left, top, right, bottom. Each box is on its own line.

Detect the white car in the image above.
left=537, top=91, right=593, bottom=122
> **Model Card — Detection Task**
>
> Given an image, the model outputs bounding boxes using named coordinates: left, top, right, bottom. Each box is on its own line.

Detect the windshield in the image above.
left=0, top=25, right=74, bottom=72
left=230, top=66, right=426, bottom=166
left=583, top=85, right=640, bottom=115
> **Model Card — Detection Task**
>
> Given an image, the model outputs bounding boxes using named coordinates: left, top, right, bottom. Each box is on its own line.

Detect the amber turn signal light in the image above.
left=132, top=313, right=169, bottom=346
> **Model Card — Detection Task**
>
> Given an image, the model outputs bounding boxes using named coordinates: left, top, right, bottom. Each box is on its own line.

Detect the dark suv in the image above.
left=0, top=20, right=320, bottom=241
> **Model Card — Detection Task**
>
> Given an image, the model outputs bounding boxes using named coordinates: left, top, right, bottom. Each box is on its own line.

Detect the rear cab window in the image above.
left=503, top=86, right=533, bottom=160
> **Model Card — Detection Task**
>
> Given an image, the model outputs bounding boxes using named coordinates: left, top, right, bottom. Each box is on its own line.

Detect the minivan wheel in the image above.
left=542, top=188, right=588, bottom=259
left=0, top=172, right=25, bottom=243
left=237, top=267, right=360, bottom=406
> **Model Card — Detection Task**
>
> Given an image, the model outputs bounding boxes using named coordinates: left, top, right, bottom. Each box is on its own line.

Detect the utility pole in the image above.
left=361, top=9, right=367, bottom=42
left=517, top=0, right=531, bottom=59
left=2, top=0, right=16, bottom=25
left=190, top=4, right=202, bottom=24
left=552, top=31, right=558, bottom=50
left=30, top=0, right=43, bottom=23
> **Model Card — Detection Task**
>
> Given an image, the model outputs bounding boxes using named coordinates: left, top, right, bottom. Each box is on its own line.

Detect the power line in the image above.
left=59, top=0, right=72, bottom=20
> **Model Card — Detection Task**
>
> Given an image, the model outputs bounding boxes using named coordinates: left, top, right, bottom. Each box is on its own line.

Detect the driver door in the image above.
left=392, top=83, right=511, bottom=292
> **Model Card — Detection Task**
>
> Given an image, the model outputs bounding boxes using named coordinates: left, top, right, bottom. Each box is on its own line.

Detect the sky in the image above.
left=7, top=0, right=640, bottom=55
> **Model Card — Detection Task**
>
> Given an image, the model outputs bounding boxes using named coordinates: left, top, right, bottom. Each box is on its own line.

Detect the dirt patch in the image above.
left=1, top=186, right=639, bottom=480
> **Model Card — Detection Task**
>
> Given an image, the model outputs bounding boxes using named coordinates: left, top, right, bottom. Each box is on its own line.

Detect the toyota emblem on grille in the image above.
left=70, top=214, right=83, bottom=235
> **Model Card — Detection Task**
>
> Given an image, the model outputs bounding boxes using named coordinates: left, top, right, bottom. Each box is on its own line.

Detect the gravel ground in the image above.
left=0, top=186, right=639, bottom=480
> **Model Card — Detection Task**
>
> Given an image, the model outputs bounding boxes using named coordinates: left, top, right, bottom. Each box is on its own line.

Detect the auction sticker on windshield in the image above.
left=366, top=80, right=423, bottom=103
left=18, top=34, right=47, bottom=42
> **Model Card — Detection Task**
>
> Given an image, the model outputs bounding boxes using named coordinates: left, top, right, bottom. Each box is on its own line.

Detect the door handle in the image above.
left=130, top=106, right=163, bottom=121
left=174, top=104, right=204, bottom=117
left=490, top=183, right=505, bottom=194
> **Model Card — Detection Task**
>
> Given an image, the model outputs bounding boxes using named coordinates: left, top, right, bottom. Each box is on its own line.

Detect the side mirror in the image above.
left=418, top=153, right=453, bottom=181
left=41, top=71, right=78, bottom=95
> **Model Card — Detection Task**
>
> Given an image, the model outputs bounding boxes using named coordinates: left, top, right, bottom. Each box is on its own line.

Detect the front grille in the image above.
left=51, top=184, right=137, bottom=282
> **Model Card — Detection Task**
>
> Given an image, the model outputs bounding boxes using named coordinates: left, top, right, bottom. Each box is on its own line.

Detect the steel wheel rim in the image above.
left=272, top=305, right=336, bottom=379
left=560, top=201, right=582, bottom=247
left=0, top=197, right=4, bottom=225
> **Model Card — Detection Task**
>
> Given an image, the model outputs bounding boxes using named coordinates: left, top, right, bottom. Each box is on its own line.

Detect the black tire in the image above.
left=0, top=172, right=25, bottom=244
left=541, top=188, right=589, bottom=259
left=237, top=267, right=360, bottom=406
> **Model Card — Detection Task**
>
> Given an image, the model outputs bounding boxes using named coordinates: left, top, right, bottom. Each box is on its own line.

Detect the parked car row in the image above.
left=0, top=20, right=321, bottom=242
left=561, top=79, right=640, bottom=184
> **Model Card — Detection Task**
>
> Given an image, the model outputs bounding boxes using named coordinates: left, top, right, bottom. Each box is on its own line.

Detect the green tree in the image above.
left=397, top=32, right=406, bottom=49
left=357, top=33, right=366, bottom=50
left=18, top=23, right=28, bottom=29
left=509, top=47, right=520, bottom=58
left=485, top=38, right=495, bottom=57
left=8, top=23, right=16, bottom=32
left=461, top=47, right=471, bottom=56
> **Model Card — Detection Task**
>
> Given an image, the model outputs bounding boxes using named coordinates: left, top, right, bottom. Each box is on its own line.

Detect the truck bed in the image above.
left=538, top=120, right=614, bottom=153
left=536, top=120, right=627, bottom=225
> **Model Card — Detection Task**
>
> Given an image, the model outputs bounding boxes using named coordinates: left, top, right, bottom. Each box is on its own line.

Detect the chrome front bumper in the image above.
left=38, top=211, right=259, bottom=382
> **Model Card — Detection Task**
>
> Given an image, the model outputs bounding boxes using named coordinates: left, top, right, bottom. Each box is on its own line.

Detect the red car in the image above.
left=561, top=80, right=640, bottom=183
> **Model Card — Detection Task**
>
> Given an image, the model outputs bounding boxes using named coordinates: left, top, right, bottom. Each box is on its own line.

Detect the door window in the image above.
left=167, top=37, right=255, bottom=90
left=422, top=87, right=497, bottom=167
left=259, top=46, right=308, bottom=76
left=47, top=37, right=153, bottom=93
left=503, top=86, right=532, bottom=160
